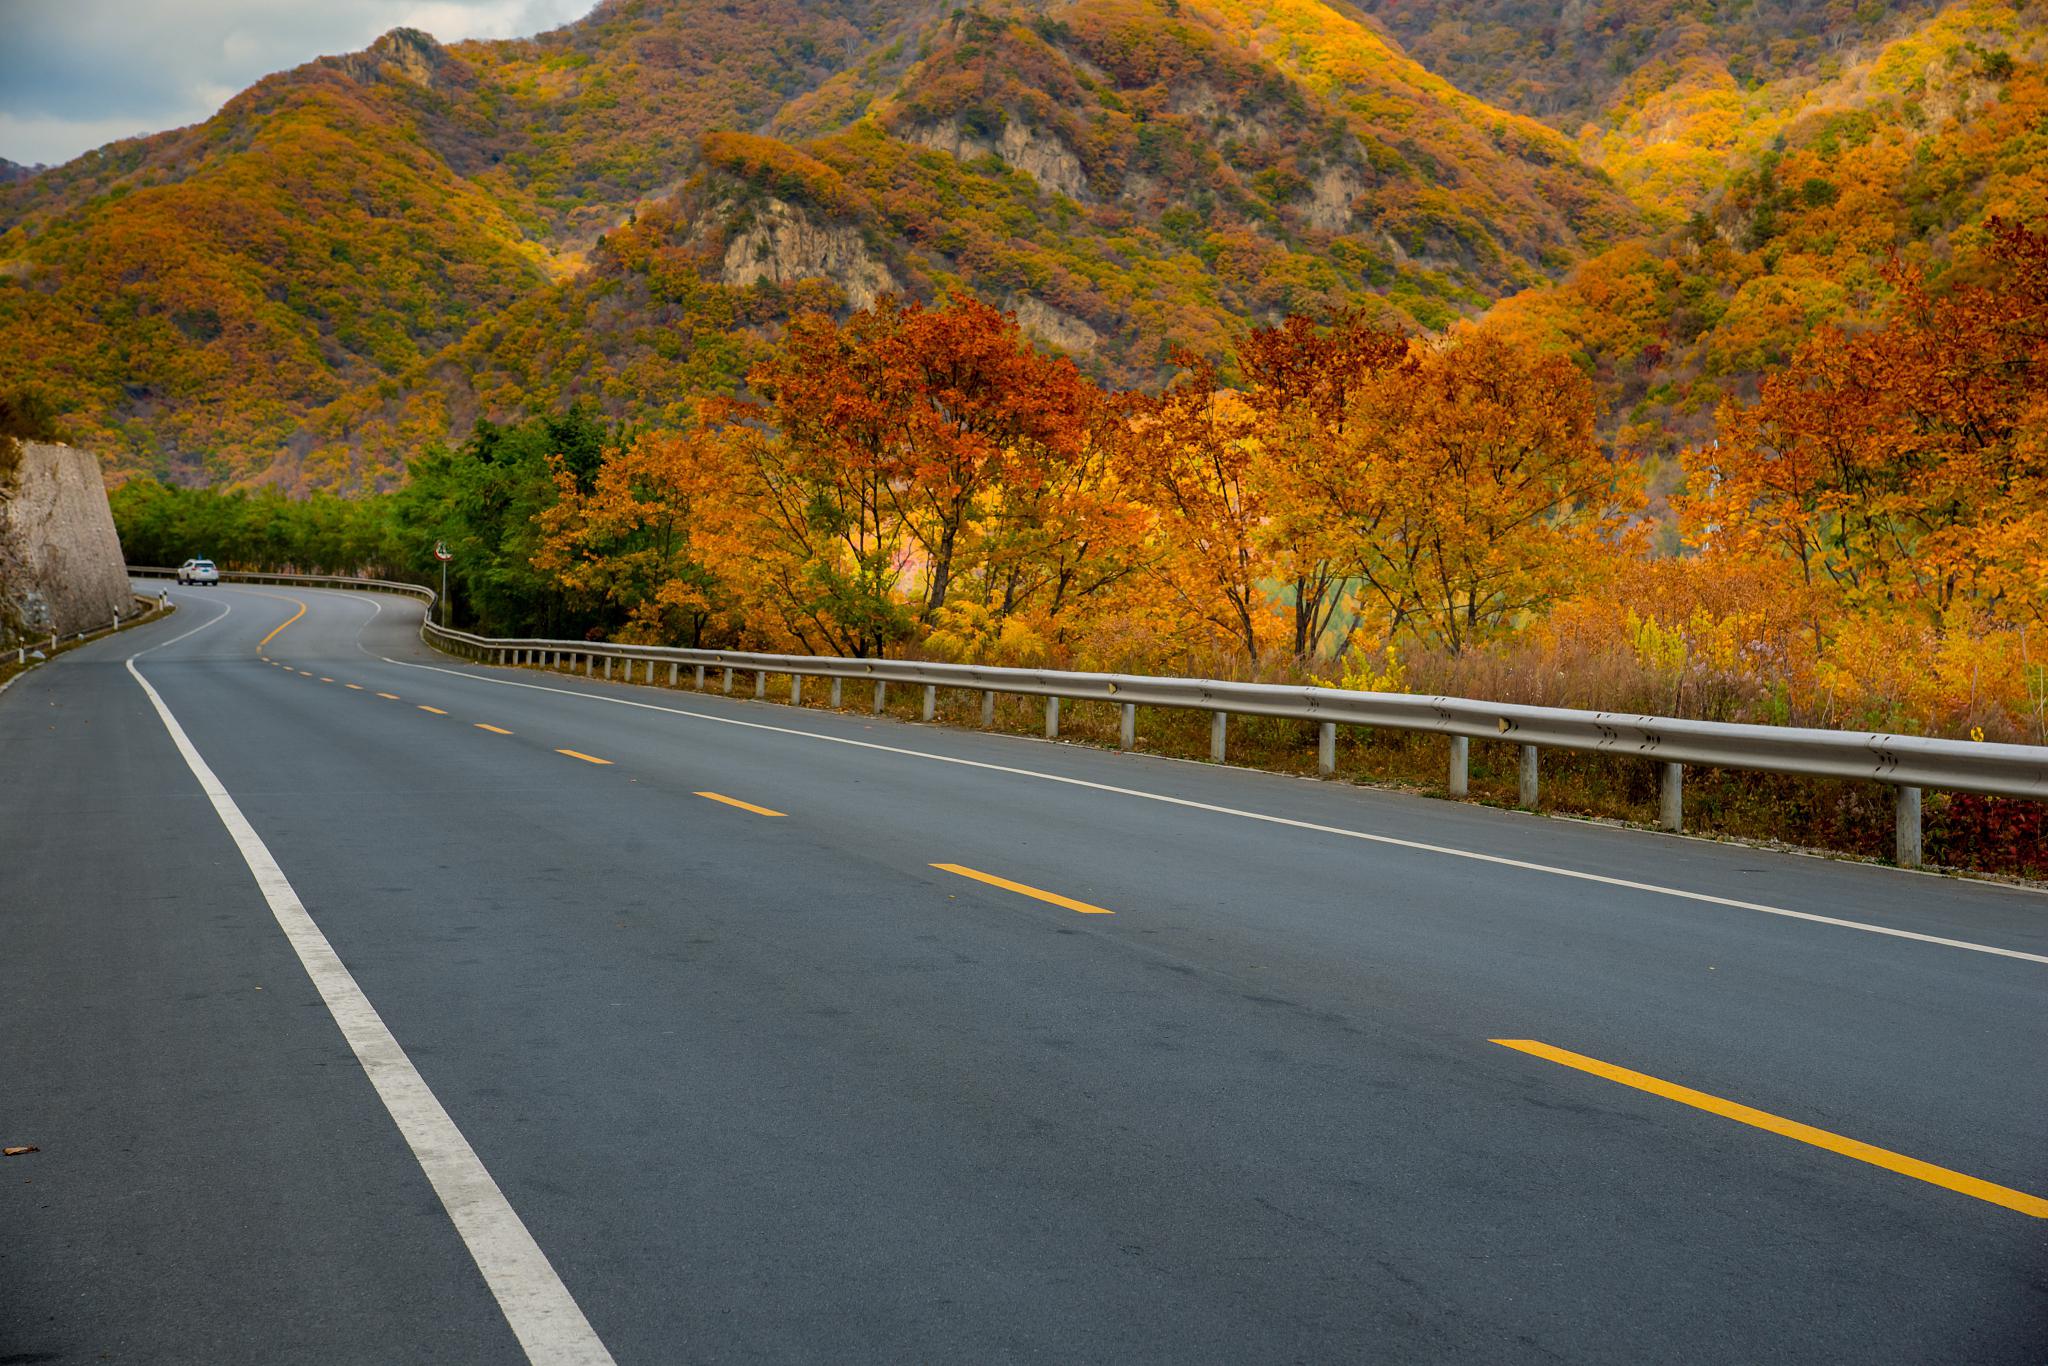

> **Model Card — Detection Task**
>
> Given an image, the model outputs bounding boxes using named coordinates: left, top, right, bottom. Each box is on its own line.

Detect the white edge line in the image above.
left=127, top=613, right=615, bottom=1366
left=373, top=645, right=2048, bottom=968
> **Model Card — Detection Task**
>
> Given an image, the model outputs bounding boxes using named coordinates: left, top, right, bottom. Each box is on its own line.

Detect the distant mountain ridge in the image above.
left=1, top=0, right=2041, bottom=491
left=0, top=0, right=1642, bottom=488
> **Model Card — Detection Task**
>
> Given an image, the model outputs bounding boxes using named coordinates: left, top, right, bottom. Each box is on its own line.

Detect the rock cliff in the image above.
left=0, top=443, right=132, bottom=644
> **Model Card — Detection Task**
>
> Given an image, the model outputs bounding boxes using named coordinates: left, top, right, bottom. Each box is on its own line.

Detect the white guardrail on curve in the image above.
left=130, top=567, right=2048, bottom=869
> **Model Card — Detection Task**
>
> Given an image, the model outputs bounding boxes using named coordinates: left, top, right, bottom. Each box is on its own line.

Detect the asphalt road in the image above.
left=2, top=582, right=2043, bottom=1364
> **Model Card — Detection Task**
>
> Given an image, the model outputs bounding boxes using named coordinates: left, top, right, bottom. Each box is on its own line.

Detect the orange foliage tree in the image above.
left=1303, top=326, right=1635, bottom=655
left=1237, top=312, right=1411, bottom=658
left=1685, top=220, right=2048, bottom=627
left=727, top=295, right=1137, bottom=655
left=1114, top=355, right=1274, bottom=663
left=534, top=428, right=734, bottom=645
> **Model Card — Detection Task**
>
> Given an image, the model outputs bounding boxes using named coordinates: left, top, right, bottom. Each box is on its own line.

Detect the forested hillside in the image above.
left=1488, top=1, right=2048, bottom=485
left=3, top=0, right=1642, bottom=489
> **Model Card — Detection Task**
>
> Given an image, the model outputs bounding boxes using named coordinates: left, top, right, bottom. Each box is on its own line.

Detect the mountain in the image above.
left=1361, top=0, right=1941, bottom=130
left=0, top=159, right=38, bottom=185
left=2, top=0, right=2041, bottom=492
left=1483, top=0, right=2048, bottom=497
left=2, top=0, right=1641, bottom=490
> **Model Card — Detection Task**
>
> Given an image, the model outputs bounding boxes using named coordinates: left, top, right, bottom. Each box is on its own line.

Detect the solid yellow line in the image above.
left=376, top=692, right=401, bottom=700
left=344, top=683, right=364, bottom=691
left=556, top=748, right=612, bottom=765
left=417, top=705, right=448, bottom=715
left=931, top=863, right=1114, bottom=915
left=694, top=791, right=786, bottom=817
left=256, top=598, right=307, bottom=650
left=1492, top=1039, right=2048, bottom=1219
left=475, top=723, right=513, bottom=735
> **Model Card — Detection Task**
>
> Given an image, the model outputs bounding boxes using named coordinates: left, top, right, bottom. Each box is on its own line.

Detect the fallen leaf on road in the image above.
left=3, top=1146, right=38, bottom=1156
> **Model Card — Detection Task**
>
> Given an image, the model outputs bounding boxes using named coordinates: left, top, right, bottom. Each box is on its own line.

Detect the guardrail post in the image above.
left=695, top=664, right=706, bottom=690
left=1448, top=736, right=1469, bottom=796
left=585, top=654, right=594, bottom=676
left=922, top=685, right=937, bottom=721
left=1660, top=762, right=1683, bottom=832
left=603, top=657, right=612, bottom=680
left=669, top=661, right=679, bottom=686
left=981, top=690, right=996, bottom=727
left=1318, top=721, right=1336, bottom=777
left=1210, top=711, right=1227, bottom=763
left=1518, top=745, right=1539, bottom=808
left=790, top=675, right=803, bottom=706
left=1046, top=696, right=1060, bottom=738
left=830, top=677, right=842, bottom=708
left=1119, top=702, right=1135, bottom=750
left=873, top=680, right=887, bottom=714
left=723, top=667, right=734, bottom=694
left=1895, top=786, right=1922, bottom=868
left=754, top=671, right=766, bottom=700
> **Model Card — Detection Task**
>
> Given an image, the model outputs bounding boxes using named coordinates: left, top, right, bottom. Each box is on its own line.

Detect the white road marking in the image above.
left=376, top=649, right=2048, bottom=968
left=127, top=612, right=615, bottom=1366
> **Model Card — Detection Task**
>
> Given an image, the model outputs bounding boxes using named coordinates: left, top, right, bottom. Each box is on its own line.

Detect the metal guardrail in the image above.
left=131, top=567, right=2048, bottom=868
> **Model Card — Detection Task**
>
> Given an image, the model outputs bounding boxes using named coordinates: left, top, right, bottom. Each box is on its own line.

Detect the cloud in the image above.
left=0, top=0, right=595, bottom=166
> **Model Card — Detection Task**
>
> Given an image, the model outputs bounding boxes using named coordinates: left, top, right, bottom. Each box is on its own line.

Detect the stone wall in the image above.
left=0, top=442, right=132, bottom=643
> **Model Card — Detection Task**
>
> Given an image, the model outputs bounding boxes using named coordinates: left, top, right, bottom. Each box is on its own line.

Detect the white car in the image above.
left=176, top=558, right=221, bottom=586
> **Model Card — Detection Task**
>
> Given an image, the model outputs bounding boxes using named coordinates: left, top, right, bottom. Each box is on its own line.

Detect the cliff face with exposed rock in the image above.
left=0, top=443, right=131, bottom=644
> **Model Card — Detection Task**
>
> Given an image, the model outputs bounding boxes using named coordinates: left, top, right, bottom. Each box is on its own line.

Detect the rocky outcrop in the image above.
left=339, top=28, right=446, bottom=89
left=1011, top=296, right=1100, bottom=355
left=718, top=198, right=898, bottom=309
left=1304, top=164, right=1369, bottom=232
left=909, top=117, right=1091, bottom=201
left=0, top=443, right=132, bottom=644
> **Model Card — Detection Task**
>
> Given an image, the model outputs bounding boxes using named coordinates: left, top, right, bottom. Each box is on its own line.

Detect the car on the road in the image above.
left=176, top=558, right=221, bottom=586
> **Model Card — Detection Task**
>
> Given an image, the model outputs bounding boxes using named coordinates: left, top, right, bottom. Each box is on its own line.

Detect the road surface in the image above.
left=3, top=582, right=2043, bottom=1363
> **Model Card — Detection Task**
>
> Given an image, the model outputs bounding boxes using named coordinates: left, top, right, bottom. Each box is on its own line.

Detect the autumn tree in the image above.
left=1237, top=311, right=1408, bottom=658
left=1115, top=354, right=1274, bottom=662
left=1317, top=327, right=1632, bottom=654
left=733, top=310, right=915, bottom=656
left=864, top=296, right=1099, bottom=622
left=535, top=426, right=733, bottom=646
left=1685, top=219, right=2048, bottom=627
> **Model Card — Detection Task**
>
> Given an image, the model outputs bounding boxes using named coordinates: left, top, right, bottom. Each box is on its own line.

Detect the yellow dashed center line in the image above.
left=931, top=863, right=1115, bottom=915
left=475, top=723, right=513, bottom=735
left=695, top=791, right=786, bottom=817
left=319, top=677, right=335, bottom=683
left=556, top=748, right=612, bottom=765
left=417, top=705, right=448, bottom=715
left=1492, top=1039, right=2048, bottom=1219
left=344, top=683, right=364, bottom=690
left=298, top=671, right=314, bottom=677
left=376, top=693, right=401, bottom=701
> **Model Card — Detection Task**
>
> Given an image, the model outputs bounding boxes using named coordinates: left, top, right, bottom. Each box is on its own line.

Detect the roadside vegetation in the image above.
left=111, top=218, right=2048, bottom=877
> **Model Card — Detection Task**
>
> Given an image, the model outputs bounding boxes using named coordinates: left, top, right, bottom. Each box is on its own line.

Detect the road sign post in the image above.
left=433, top=540, right=453, bottom=626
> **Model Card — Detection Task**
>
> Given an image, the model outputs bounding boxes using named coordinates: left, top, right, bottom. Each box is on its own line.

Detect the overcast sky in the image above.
left=0, top=0, right=597, bottom=167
